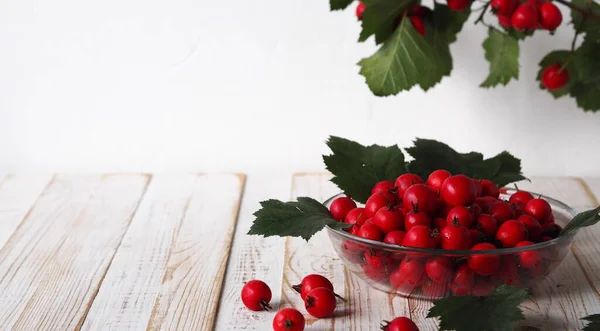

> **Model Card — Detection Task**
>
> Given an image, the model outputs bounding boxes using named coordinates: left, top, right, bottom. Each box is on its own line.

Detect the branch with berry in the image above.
left=333, top=0, right=600, bottom=112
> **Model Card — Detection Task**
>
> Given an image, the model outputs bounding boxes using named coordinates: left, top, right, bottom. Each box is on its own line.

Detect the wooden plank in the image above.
left=214, top=173, right=291, bottom=330
left=0, top=175, right=53, bottom=249
left=143, top=174, right=245, bottom=331
left=284, top=174, right=418, bottom=331
left=575, top=178, right=600, bottom=298
left=511, top=178, right=600, bottom=330
left=0, top=174, right=150, bottom=331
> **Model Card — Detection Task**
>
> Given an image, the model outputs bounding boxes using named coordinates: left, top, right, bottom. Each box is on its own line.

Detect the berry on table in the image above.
left=511, top=3, right=540, bottom=32
left=381, top=316, right=420, bottom=331
left=304, top=287, right=337, bottom=318
left=539, top=2, right=562, bottom=30
left=273, top=308, right=305, bottom=331
left=329, top=197, right=357, bottom=221
left=292, top=274, right=344, bottom=301
left=356, top=1, right=366, bottom=20
left=541, top=63, right=569, bottom=90
left=496, top=219, right=528, bottom=247
left=440, top=175, right=477, bottom=206
left=241, top=280, right=272, bottom=311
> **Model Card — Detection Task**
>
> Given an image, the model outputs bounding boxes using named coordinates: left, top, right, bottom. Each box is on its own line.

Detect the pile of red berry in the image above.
left=328, top=170, right=562, bottom=297
left=241, top=276, right=420, bottom=330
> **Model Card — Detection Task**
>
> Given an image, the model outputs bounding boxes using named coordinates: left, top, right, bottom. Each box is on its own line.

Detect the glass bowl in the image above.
left=324, top=189, right=578, bottom=300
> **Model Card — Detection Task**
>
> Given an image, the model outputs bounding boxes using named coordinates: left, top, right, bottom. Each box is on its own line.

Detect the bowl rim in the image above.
left=324, top=189, right=579, bottom=255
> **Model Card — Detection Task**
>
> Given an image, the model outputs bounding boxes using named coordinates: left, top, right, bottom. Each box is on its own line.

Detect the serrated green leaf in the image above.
left=571, top=0, right=600, bottom=38
left=323, top=136, right=405, bottom=203
left=330, top=0, right=355, bottom=10
left=481, top=28, right=519, bottom=88
left=427, top=285, right=528, bottom=331
left=561, top=206, right=600, bottom=236
left=358, top=0, right=414, bottom=44
left=583, top=314, right=600, bottom=331
left=569, top=36, right=600, bottom=112
left=536, top=50, right=574, bottom=99
left=247, top=197, right=350, bottom=241
left=406, top=139, right=526, bottom=188
left=358, top=17, right=443, bottom=96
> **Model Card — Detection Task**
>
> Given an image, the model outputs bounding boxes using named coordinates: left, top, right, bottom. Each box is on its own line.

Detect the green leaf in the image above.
left=358, top=0, right=413, bottom=44
left=405, top=138, right=526, bottom=188
left=427, top=285, right=528, bottom=331
left=536, top=50, right=574, bottom=99
left=571, top=0, right=600, bottom=38
left=560, top=206, right=600, bottom=236
left=480, top=28, right=519, bottom=88
left=247, top=197, right=350, bottom=241
left=582, top=314, right=600, bottom=331
left=569, top=36, right=600, bottom=112
left=330, top=0, right=354, bottom=10
left=323, top=136, right=405, bottom=203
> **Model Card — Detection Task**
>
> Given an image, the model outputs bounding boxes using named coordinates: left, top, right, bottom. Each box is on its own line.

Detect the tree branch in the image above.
left=554, top=0, right=600, bottom=20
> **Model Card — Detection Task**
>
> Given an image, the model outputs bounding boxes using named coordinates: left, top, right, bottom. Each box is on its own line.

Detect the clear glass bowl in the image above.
left=324, top=189, right=578, bottom=300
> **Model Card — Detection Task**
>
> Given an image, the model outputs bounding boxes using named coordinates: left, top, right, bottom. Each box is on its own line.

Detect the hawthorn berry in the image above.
left=273, top=308, right=305, bottom=331
left=365, top=192, right=396, bottom=217
left=304, top=287, right=336, bottom=318
left=440, top=223, right=471, bottom=250
left=410, top=5, right=432, bottom=17
left=425, top=256, right=453, bottom=282
left=525, top=198, right=553, bottom=223
left=541, top=222, right=562, bottom=238
left=403, top=184, right=438, bottom=214
left=356, top=1, right=366, bottom=20
left=358, top=222, right=385, bottom=241
left=427, top=169, right=452, bottom=192
left=515, top=241, right=542, bottom=269
left=476, top=213, right=498, bottom=236
left=404, top=210, right=432, bottom=231
left=509, top=190, right=535, bottom=206
left=539, top=2, right=562, bottom=30
left=402, top=225, right=437, bottom=249
left=498, top=14, right=513, bottom=28
left=448, top=0, right=471, bottom=11
left=395, top=173, right=425, bottom=198
left=490, top=201, right=515, bottom=224
left=329, top=197, right=357, bottom=221
left=511, top=3, right=540, bottom=32
left=384, top=230, right=407, bottom=245
left=372, top=180, right=395, bottom=196
left=468, top=242, right=501, bottom=276
left=433, top=217, right=448, bottom=232
left=493, top=256, right=521, bottom=286
left=474, top=196, right=498, bottom=213
left=472, top=179, right=483, bottom=197
left=469, top=229, right=484, bottom=247
left=440, top=175, right=477, bottom=206
left=409, top=16, right=426, bottom=37
left=345, top=207, right=368, bottom=226
left=480, top=179, right=500, bottom=198
left=241, top=280, right=272, bottom=311
left=293, top=274, right=340, bottom=301
left=491, top=0, right=517, bottom=15
left=541, top=63, right=569, bottom=90
left=496, top=219, right=528, bottom=247
left=517, top=214, right=542, bottom=241
left=446, top=205, right=475, bottom=228
left=449, top=264, right=474, bottom=295
left=373, top=206, right=405, bottom=233
left=389, top=258, right=425, bottom=293
left=381, top=317, right=420, bottom=331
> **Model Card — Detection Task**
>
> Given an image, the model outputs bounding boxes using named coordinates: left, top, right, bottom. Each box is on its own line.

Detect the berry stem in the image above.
left=553, top=0, right=600, bottom=20
left=260, top=300, right=273, bottom=311
left=291, top=284, right=302, bottom=293
left=474, top=0, right=492, bottom=25
left=334, top=292, right=348, bottom=302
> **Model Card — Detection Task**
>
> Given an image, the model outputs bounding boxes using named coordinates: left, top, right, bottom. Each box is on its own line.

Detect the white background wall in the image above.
left=1, top=0, right=598, bottom=177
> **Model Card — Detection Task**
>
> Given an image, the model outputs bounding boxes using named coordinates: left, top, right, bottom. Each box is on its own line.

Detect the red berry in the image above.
left=496, top=219, right=528, bottom=248
left=490, top=201, right=515, bottom=224
left=525, top=198, right=552, bottom=223
left=345, top=207, right=368, bottom=226
left=409, top=16, right=426, bottom=37
left=440, top=223, right=471, bottom=250
left=539, top=2, right=562, bottom=30
left=491, top=0, right=517, bottom=15
left=389, top=258, right=425, bottom=293
left=449, top=264, right=474, bottom=295
left=364, top=251, right=395, bottom=282
left=446, top=205, right=475, bottom=228
left=493, top=256, right=521, bottom=286
left=402, top=225, right=437, bottom=249
left=381, top=317, right=420, bottom=331
left=440, top=175, right=477, bottom=207
left=403, top=184, right=437, bottom=214
left=404, top=210, right=432, bottom=231
left=542, top=63, right=569, bottom=90
left=515, top=241, right=542, bottom=269
left=365, top=192, right=395, bottom=217
left=372, top=180, right=395, bottom=196
left=294, top=274, right=335, bottom=300
left=476, top=214, right=498, bottom=236
left=273, top=308, right=305, bottom=331
left=498, top=14, right=513, bottom=28
left=358, top=222, right=384, bottom=241
left=425, top=256, right=453, bottom=282
left=241, top=280, right=272, bottom=311
left=373, top=207, right=405, bottom=233
left=329, top=197, right=357, bottom=221
left=348, top=224, right=361, bottom=236
left=421, top=278, right=448, bottom=298
left=480, top=180, right=500, bottom=198
left=468, top=243, right=501, bottom=276
left=384, top=230, right=407, bottom=245
left=541, top=235, right=553, bottom=242
left=541, top=222, right=562, bottom=238
left=356, top=1, right=366, bottom=20
left=411, top=5, right=432, bottom=17
left=433, top=217, right=448, bottom=232
left=468, top=229, right=484, bottom=247
left=518, top=214, right=542, bottom=241
left=475, top=196, right=498, bottom=213
left=472, top=179, right=483, bottom=197
left=304, top=287, right=336, bottom=318
left=509, top=190, right=534, bottom=205
left=511, top=3, right=539, bottom=32
left=395, top=173, right=425, bottom=198
left=427, top=170, right=452, bottom=192
left=469, top=203, right=482, bottom=218
left=472, top=278, right=496, bottom=296
left=448, top=0, right=471, bottom=11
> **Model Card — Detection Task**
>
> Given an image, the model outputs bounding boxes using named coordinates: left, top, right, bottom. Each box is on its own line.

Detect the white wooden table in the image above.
left=0, top=174, right=598, bottom=330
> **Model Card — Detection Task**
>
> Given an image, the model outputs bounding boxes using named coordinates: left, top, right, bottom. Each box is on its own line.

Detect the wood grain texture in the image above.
left=511, top=178, right=600, bottom=330
left=214, top=173, right=291, bottom=330
left=0, top=174, right=150, bottom=331
left=144, top=174, right=245, bottom=331
left=574, top=178, right=600, bottom=298
left=0, top=175, right=53, bottom=249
